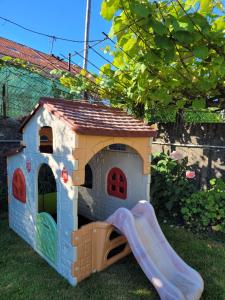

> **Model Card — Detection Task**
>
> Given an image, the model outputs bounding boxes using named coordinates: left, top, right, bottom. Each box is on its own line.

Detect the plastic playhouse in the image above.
left=7, top=97, right=204, bottom=300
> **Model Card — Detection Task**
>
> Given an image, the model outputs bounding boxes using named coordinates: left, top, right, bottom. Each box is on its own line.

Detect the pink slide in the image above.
left=107, top=201, right=204, bottom=300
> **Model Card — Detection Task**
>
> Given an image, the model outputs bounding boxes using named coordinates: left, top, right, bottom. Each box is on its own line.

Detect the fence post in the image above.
left=2, top=84, right=7, bottom=118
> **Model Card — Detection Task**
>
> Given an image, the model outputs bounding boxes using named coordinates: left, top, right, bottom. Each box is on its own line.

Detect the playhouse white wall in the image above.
left=78, top=146, right=150, bottom=221
left=7, top=107, right=78, bottom=285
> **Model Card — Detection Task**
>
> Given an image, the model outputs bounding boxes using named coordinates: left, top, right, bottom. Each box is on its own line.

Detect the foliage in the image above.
left=59, top=0, right=225, bottom=118
left=181, top=178, right=225, bottom=233
left=150, top=152, right=197, bottom=220
left=184, top=109, right=225, bottom=123
left=147, top=108, right=225, bottom=123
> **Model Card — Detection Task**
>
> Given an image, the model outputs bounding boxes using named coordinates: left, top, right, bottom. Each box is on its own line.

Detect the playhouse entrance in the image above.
left=36, top=164, right=57, bottom=265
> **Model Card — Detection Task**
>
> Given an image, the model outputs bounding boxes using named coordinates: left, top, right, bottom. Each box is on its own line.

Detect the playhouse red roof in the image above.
left=20, top=97, right=157, bottom=137
left=0, top=36, right=79, bottom=74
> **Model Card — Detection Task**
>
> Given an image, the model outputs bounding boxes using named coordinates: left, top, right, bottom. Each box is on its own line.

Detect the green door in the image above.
left=36, top=212, right=57, bottom=265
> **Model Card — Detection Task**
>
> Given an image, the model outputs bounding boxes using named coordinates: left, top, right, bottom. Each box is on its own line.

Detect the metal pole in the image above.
left=83, top=0, right=91, bottom=70
left=68, top=53, right=71, bottom=71
left=2, top=84, right=7, bottom=118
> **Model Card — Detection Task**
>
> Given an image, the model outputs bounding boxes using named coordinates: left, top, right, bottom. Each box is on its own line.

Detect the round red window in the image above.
left=12, top=168, right=26, bottom=203
left=107, top=167, right=127, bottom=200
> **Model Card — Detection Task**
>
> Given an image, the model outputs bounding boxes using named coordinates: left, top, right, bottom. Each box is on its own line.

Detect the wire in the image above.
left=70, top=38, right=107, bottom=58
left=60, top=53, right=111, bottom=97
left=61, top=53, right=128, bottom=101
left=88, top=45, right=119, bottom=70
left=50, top=36, right=56, bottom=54
left=74, top=50, right=127, bottom=89
left=0, top=16, right=104, bottom=44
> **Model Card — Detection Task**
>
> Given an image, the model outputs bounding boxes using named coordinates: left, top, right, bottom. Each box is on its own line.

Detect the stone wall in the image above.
left=0, top=118, right=22, bottom=211
left=152, top=123, right=225, bottom=187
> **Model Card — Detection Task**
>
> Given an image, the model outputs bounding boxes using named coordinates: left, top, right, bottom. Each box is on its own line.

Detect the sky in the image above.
left=0, top=0, right=112, bottom=73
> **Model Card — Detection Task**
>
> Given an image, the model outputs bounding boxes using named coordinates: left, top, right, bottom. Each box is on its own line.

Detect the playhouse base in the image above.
left=71, top=221, right=131, bottom=283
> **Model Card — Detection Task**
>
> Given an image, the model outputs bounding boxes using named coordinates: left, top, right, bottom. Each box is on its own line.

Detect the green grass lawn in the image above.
left=0, top=212, right=225, bottom=300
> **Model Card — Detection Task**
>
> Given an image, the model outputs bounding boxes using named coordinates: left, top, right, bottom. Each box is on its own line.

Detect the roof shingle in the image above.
left=20, top=97, right=157, bottom=137
left=0, top=36, right=79, bottom=74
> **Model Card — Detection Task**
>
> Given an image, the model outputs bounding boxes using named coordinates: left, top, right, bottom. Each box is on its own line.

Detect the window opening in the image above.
left=39, top=126, right=53, bottom=153
left=107, top=167, right=127, bottom=200
left=38, top=164, right=57, bottom=222
left=81, top=164, right=93, bottom=189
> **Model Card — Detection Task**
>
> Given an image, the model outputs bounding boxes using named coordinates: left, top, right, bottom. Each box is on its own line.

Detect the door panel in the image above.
left=36, top=212, right=57, bottom=264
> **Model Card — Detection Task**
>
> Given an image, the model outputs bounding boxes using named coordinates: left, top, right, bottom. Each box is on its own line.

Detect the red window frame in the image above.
left=107, top=167, right=127, bottom=200
left=12, top=168, right=26, bottom=203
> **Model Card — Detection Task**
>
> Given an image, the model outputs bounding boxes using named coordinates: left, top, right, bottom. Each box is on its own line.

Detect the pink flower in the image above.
left=170, top=151, right=184, bottom=161
left=186, top=171, right=196, bottom=179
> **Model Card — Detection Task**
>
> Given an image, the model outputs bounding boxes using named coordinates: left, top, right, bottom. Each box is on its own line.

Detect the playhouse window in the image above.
left=107, top=168, right=127, bottom=200
left=12, top=168, right=26, bottom=203
left=81, top=164, right=93, bottom=189
left=39, top=126, right=53, bottom=154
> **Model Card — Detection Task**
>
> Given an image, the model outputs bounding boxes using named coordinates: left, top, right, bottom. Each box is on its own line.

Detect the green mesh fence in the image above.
left=0, top=64, right=224, bottom=123
left=0, top=65, right=80, bottom=118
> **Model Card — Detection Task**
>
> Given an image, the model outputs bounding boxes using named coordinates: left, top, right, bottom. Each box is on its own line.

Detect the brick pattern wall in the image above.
left=9, top=200, right=35, bottom=246
left=72, top=223, right=93, bottom=282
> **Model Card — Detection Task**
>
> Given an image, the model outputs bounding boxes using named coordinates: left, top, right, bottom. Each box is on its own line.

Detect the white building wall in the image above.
left=78, top=146, right=150, bottom=221
left=7, top=107, right=78, bottom=285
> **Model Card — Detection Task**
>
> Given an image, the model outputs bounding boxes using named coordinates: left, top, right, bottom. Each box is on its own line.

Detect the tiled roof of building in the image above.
left=0, top=36, right=79, bottom=74
left=3, top=145, right=25, bottom=157
left=20, top=97, right=157, bottom=137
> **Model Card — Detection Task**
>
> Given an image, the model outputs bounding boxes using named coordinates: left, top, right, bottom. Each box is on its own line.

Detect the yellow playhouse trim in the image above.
left=72, top=134, right=152, bottom=186
left=71, top=221, right=130, bottom=282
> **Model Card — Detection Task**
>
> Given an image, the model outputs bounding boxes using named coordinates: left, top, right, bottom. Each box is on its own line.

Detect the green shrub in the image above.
left=181, top=178, right=225, bottom=233
left=150, top=152, right=197, bottom=221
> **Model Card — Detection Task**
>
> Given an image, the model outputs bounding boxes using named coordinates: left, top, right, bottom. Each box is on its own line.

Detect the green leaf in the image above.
left=140, top=64, right=147, bottom=74
left=101, top=0, right=119, bottom=21
left=213, top=16, right=225, bottom=31
left=164, top=47, right=175, bottom=62
left=1, top=56, right=13, bottom=61
left=175, top=30, right=194, bottom=44
left=212, top=224, right=222, bottom=232
left=113, top=55, right=124, bottom=68
left=193, top=46, right=209, bottom=59
left=123, top=38, right=137, bottom=52
left=192, top=99, right=206, bottom=109
left=129, top=2, right=150, bottom=17
left=154, top=35, right=173, bottom=49
left=100, top=63, right=111, bottom=75
left=200, top=0, right=213, bottom=14
left=176, top=100, right=186, bottom=109
left=143, top=51, right=161, bottom=63
left=184, top=0, right=200, bottom=10
left=165, top=200, right=174, bottom=211
left=104, top=45, right=110, bottom=54
left=190, top=13, right=210, bottom=28
left=150, top=19, right=167, bottom=35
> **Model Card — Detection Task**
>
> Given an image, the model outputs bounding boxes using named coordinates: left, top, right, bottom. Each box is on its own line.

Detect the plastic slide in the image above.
left=107, top=201, right=204, bottom=300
